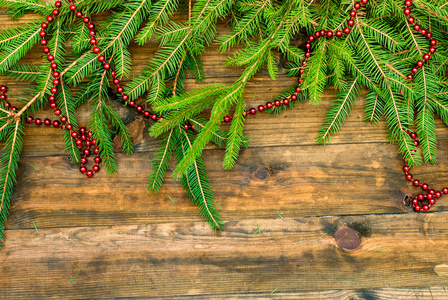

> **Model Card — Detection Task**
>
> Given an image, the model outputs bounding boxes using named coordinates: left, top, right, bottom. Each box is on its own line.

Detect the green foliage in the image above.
left=1, top=0, right=448, bottom=241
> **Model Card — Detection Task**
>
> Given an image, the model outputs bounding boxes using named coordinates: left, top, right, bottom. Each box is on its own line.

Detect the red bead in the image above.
left=426, top=32, right=432, bottom=39
left=417, top=193, right=424, bottom=200
left=423, top=54, right=431, bottom=61
left=88, top=24, right=95, bottom=30
left=295, top=86, right=301, bottom=93
left=51, top=62, right=57, bottom=69
left=52, top=9, right=59, bottom=16
left=60, top=116, right=67, bottom=123
left=94, top=148, right=99, bottom=154
left=90, top=38, right=97, bottom=45
left=71, top=132, right=78, bottom=138
left=83, top=17, right=90, bottom=24
left=0, top=85, right=7, bottom=93
left=44, top=118, right=51, bottom=126
left=69, top=4, right=76, bottom=11
left=53, top=121, right=60, bottom=127
left=93, top=165, right=100, bottom=173
left=84, top=149, right=90, bottom=156
left=348, top=19, right=354, bottom=26
left=249, top=108, right=256, bottom=115
left=43, top=47, right=50, bottom=54
left=405, top=0, right=412, bottom=6
left=421, top=183, right=428, bottom=190
left=35, top=118, right=42, bottom=125
left=113, top=79, right=120, bottom=86
left=258, top=105, right=265, bottom=112
left=414, top=24, right=420, bottom=31
left=266, top=102, right=273, bottom=109
left=144, top=111, right=151, bottom=118
left=53, top=71, right=60, bottom=78
left=350, top=10, right=356, bottom=17
left=412, top=198, right=419, bottom=206
left=54, top=109, right=61, bottom=116
left=354, top=2, right=361, bottom=9
left=51, top=87, right=57, bottom=94
left=403, top=166, right=410, bottom=172
left=406, top=174, right=413, bottom=181
left=336, top=30, right=343, bottom=37
left=412, top=67, right=418, bottom=74
left=86, top=170, right=93, bottom=178
left=151, top=114, right=158, bottom=121
left=420, top=29, right=426, bottom=36
left=274, top=100, right=281, bottom=106
left=305, top=52, right=311, bottom=58
left=122, top=94, right=129, bottom=101
left=320, top=30, right=326, bottom=36
left=0, top=94, right=6, bottom=100
left=283, top=99, right=290, bottom=105
left=422, top=205, right=429, bottom=212
left=41, top=22, right=48, bottom=29
left=76, top=12, right=83, bottom=18
left=314, top=31, right=320, bottom=37
left=103, top=63, right=110, bottom=70
left=80, top=127, right=86, bottom=133
left=404, top=8, right=410, bottom=15
left=413, top=140, right=419, bottom=146
left=94, top=157, right=101, bottom=163
left=39, top=30, right=46, bottom=37
left=224, top=116, right=230, bottom=122
left=429, top=199, right=436, bottom=205
left=111, top=71, right=116, bottom=77
left=407, top=74, right=413, bottom=80
left=344, top=27, right=350, bottom=34
left=66, top=124, right=72, bottom=131
left=27, top=116, right=34, bottom=123
left=80, top=166, right=87, bottom=173
left=98, top=55, right=105, bottom=62
left=417, top=60, right=423, bottom=67
left=117, top=87, right=124, bottom=93
left=430, top=39, right=437, bottom=46
left=427, top=194, right=433, bottom=200
left=429, top=189, right=435, bottom=194
left=136, top=105, right=143, bottom=112
left=299, top=69, right=305, bottom=75
left=75, top=139, right=82, bottom=146
left=408, top=17, right=414, bottom=24
left=81, top=157, right=87, bottom=164
left=46, top=16, right=53, bottom=23
left=50, top=103, right=57, bottom=109
left=305, top=43, right=311, bottom=49
left=40, top=39, right=47, bottom=46
left=93, top=47, right=100, bottom=54
left=429, top=46, right=436, bottom=54
left=435, top=192, right=442, bottom=198
left=361, top=0, right=368, bottom=4
left=55, top=1, right=61, bottom=8
left=410, top=132, right=416, bottom=139
left=413, top=180, right=420, bottom=186
left=414, top=205, right=421, bottom=212
left=89, top=30, right=95, bottom=36
left=85, top=140, right=91, bottom=147
left=443, top=188, right=448, bottom=194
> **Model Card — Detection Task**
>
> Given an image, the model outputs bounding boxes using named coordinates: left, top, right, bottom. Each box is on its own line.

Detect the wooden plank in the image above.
left=9, top=137, right=448, bottom=230
left=2, top=214, right=448, bottom=298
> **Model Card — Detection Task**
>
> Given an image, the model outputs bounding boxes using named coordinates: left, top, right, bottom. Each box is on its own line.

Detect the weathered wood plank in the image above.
left=2, top=214, right=448, bottom=299
left=8, top=137, right=448, bottom=230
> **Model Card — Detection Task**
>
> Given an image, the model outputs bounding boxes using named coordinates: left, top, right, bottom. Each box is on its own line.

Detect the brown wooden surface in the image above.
left=2, top=8, right=448, bottom=300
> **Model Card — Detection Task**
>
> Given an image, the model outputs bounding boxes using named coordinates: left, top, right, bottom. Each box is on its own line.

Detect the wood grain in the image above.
left=1, top=7, right=448, bottom=300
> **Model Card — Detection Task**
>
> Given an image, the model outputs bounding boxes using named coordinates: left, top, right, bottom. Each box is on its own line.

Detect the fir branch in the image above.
left=0, top=120, right=23, bottom=244
left=223, top=98, right=246, bottom=169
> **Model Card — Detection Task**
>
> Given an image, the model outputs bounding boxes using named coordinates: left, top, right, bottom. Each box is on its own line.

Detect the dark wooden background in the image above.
left=1, top=7, right=448, bottom=300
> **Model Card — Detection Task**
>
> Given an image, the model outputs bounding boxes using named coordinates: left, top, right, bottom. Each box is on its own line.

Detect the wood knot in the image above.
left=255, top=168, right=269, bottom=180
left=335, top=228, right=361, bottom=251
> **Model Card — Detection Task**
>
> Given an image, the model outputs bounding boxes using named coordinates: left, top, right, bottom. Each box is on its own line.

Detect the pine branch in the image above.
left=0, top=120, right=23, bottom=244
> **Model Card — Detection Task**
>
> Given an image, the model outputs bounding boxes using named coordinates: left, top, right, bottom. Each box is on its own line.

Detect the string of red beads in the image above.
left=401, top=1, right=444, bottom=212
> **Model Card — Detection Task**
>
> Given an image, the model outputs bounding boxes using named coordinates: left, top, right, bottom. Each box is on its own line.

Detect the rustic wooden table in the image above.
left=1, top=9, right=448, bottom=300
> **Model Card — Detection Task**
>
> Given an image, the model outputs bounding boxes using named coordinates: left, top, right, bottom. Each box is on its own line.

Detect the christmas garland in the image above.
left=0, top=0, right=448, bottom=246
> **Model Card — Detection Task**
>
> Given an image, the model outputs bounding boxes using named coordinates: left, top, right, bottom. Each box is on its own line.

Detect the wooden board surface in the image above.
left=2, top=8, right=448, bottom=300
